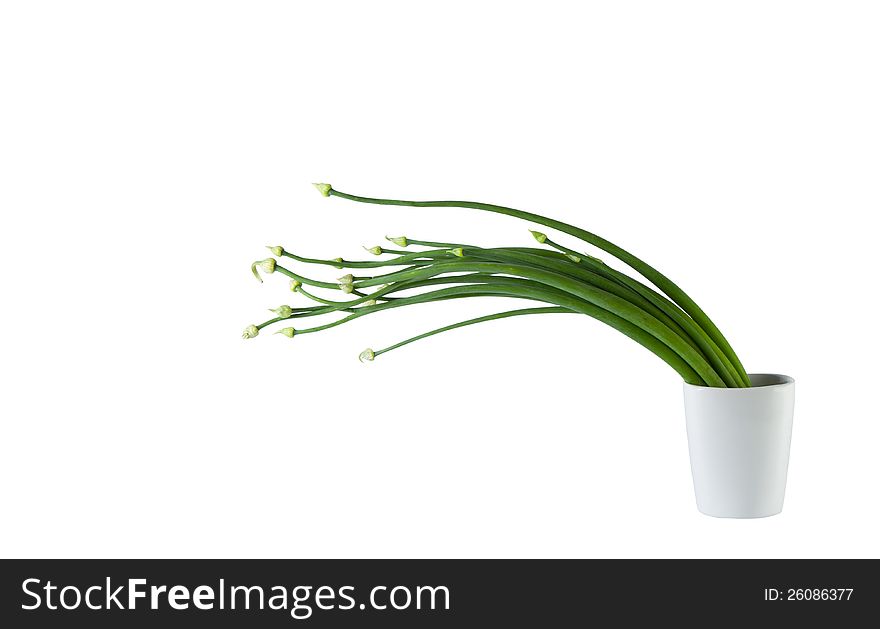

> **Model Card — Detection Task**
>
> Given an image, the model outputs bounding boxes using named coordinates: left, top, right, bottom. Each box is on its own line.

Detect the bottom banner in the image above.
left=1, top=559, right=876, bottom=626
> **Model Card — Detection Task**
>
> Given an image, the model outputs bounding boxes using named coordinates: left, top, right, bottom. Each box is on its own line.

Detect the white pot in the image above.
left=683, top=374, right=795, bottom=518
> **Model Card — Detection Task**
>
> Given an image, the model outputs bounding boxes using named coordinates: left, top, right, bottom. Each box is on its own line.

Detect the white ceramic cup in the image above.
left=683, top=374, right=795, bottom=518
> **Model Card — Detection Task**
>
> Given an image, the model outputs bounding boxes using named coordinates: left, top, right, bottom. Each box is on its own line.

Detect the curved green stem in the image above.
left=372, top=307, right=572, bottom=358
left=350, top=259, right=726, bottom=386
left=295, top=282, right=707, bottom=385
left=461, top=248, right=705, bottom=355
left=255, top=273, right=707, bottom=384
left=281, top=249, right=446, bottom=269
left=326, top=186, right=749, bottom=386
left=256, top=317, right=284, bottom=330
left=275, top=264, right=342, bottom=290
left=467, top=246, right=744, bottom=387
left=402, top=238, right=468, bottom=249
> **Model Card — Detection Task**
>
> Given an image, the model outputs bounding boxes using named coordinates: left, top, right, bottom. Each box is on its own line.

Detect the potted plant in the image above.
left=243, top=184, right=795, bottom=518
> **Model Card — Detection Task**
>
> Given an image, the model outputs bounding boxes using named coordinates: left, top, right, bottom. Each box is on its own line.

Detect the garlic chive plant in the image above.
left=242, top=184, right=751, bottom=387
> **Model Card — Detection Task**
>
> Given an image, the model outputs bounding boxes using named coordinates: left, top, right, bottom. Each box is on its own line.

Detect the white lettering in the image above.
left=128, top=578, right=147, bottom=609
left=167, top=585, right=190, bottom=610
left=21, top=578, right=41, bottom=610
left=193, top=585, right=214, bottom=610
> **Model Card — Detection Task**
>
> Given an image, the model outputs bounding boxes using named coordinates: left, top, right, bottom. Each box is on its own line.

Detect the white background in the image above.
left=1, top=1, right=878, bottom=558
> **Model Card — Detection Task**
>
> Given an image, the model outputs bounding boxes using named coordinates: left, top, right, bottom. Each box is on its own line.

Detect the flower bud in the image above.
left=339, top=283, right=354, bottom=294
left=385, top=235, right=408, bottom=248
left=364, top=245, right=383, bottom=256
left=449, top=247, right=464, bottom=257
left=289, top=279, right=302, bottom=291
left=270, top=305, right=294, bottom=318
left=251, top=258, right=276, bottom=282
left=242, top=324, right=259, bottom=340
left=337, top=273, right=355, bottom=284
left=266, top=245, right=284, bottom=257
left=275, top=327, right=296, bottom=338
left=359, top=348, right=375, bottom=362
left=313, top=183, right=332, bottom=197
left=566, top=253, right=581, bottom=263
left=333, top=257, right=344, bottom=269
left=530, top=230, right=548, bottom=244
left=360, top=299, right=377, bottom=307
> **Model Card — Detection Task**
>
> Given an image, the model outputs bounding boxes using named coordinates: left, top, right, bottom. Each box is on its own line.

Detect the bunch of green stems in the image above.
left=243, top=185, right=750, bottom=388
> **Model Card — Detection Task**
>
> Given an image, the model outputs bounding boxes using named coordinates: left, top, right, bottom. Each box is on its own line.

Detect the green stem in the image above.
left=281, top=249, right=444, bottom=269
left=482, top=245, right=744, bottom=387
left=256, top=317, right=283, bottom=330
left=462, top=248, right=705, bottom=356
left=373, top=307, right=572, bottom=357
left=351, top=259, right=726, bottom=386
left=327, top=187, right=749, bottom=386
left=296, top=282, right=707, bottom=385
left=403, top=238, right=468, bottom=249
left=275, top=264, right=341, bottom=290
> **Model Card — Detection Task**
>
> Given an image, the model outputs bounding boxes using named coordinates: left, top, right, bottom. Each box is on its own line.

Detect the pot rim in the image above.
left=683, top=373, right=794, bottom=391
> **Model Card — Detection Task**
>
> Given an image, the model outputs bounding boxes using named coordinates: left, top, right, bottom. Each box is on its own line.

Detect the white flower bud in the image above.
left=275, top=327, right=296, bottom=338
left=364, top=245, right=383, bottom=255
left=566, top=254, right=581, bottom=263
left=339, top=283, right=354, bottom=294
left=270, top=305, right=294, bottom=318
left=361, top=299, right=377, bottom=307
left=337, top=273, right=355, bottom=284
left=359, top=348, right=375, bottom=362
left=333, top=257, right=344, bottom=269
left=385, top=235, right=408, bottom=247
left=530, top=230, right=548, bottom=244
left=242, top=324, right=259, bottom=339
left=289, top=279, right=302, bottom=291
left=313, top=183, right=332, bottom=197
left=251, top=258, right=276, bottom=282
left=266, top=245, right=284, bottom=257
